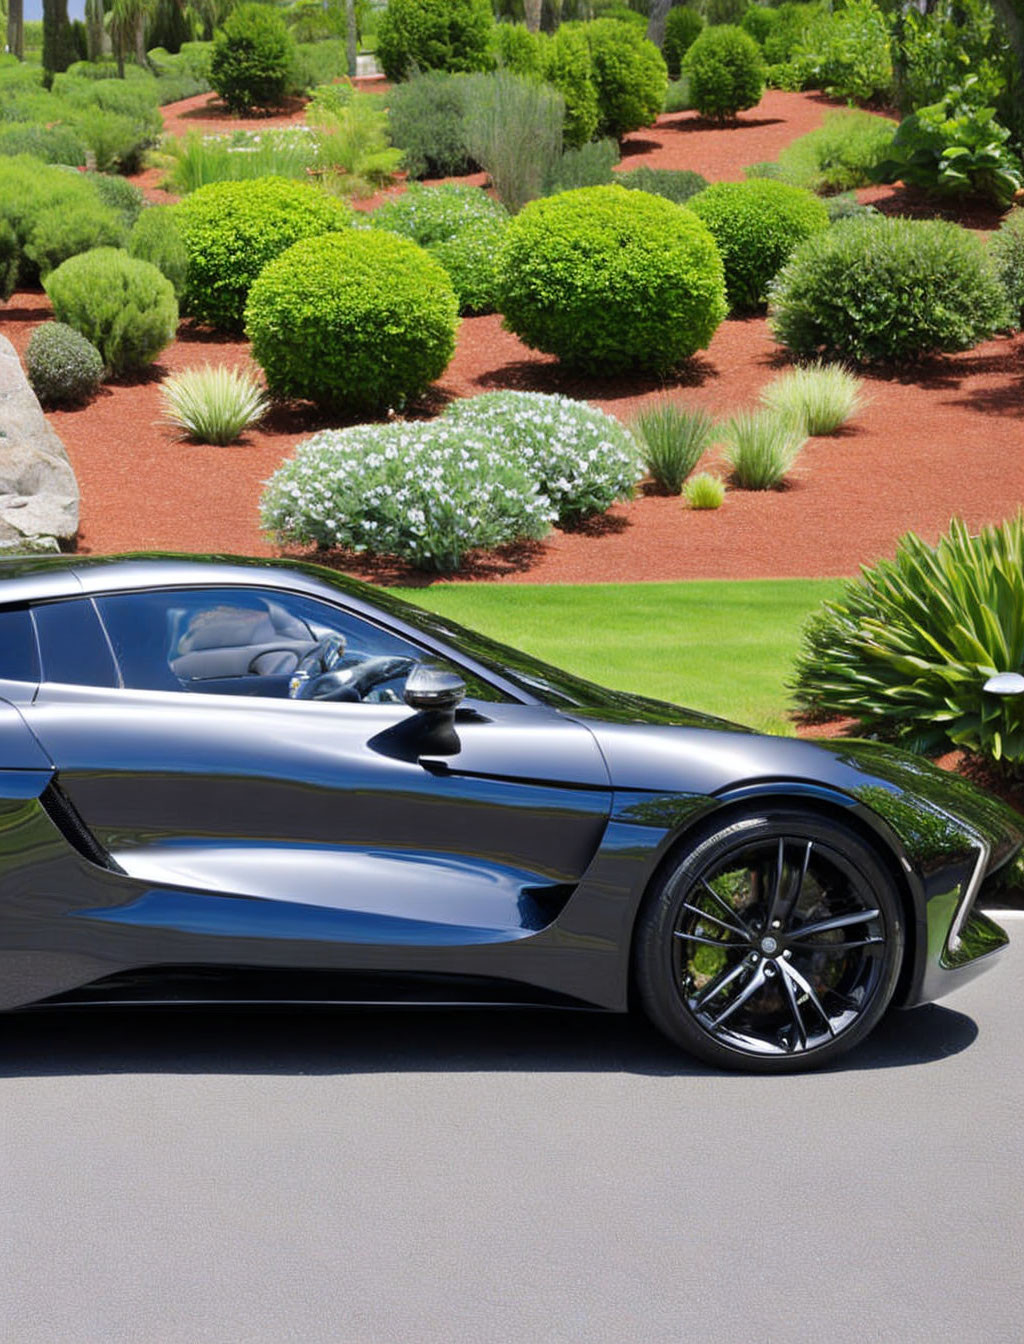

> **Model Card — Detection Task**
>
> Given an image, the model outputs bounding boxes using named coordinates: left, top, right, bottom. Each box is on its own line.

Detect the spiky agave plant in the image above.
left=159, top=363, right=268, bottom=445
left=791, top=514, right=1024, bottom=771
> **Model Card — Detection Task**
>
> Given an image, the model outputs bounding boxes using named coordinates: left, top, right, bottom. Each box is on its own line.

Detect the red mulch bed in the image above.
left=3, top=90, right=1022, bottom=585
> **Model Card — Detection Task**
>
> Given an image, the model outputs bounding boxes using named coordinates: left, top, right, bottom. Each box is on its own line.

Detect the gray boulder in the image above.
left=0, top=334, right=79, bottom=552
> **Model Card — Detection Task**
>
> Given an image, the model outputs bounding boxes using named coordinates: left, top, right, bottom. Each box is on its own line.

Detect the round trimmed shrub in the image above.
left=443, top=391, right=640, bottom=523
left=430, top=218, right=508, bottom=315
left=260, top=421, right=554, bottom=573
left=688, top=178, right=828, bottom=311
left=584, top=18, right=668, bottom=139
left=369, top=183, right=507, bottom=248
left=496, top=184, right=727, bottom=374
left=769, top=216, right=1008, bottom=363
left=24, top=201, right=127, bottom=279
left=245, top=231, right=459, bottom=413
left=175, top=177, right=351, bottom=332
left=990, top=208, right=1024, bottom=331
left=128, top=205, right=187, bottom=298
left=542, top=25, right=599, bottom=150
left=44, top=248, right=178, bottom=375
left=209, top=4, right=295, bottom=114
left=683, top=24, right=765, bottom=121
left=26, top=321, right=104, bottom=407
left=0, top=155, right=110, bottom=283
left=0, top=219, right=19, bottom=302
left=376, top=0, right=494, bottom=83
left=663, top=7, right=704, bottom=80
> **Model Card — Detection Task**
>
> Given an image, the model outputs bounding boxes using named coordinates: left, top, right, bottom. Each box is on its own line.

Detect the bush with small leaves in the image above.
left=774, top=111, right=895, bottom=194
left=683, top=473, right=726, bottom=509
left=0, top=219, right=18, bottom=302
left=429, top=218, right=508, bottom=315
left=44, top=248, right=178, bottom=375
left=55, top=76, right=163, bottom=173
left=663, top=7, right=704, bottom=80
left=741, top=5, right=778, bottom=48
left=617, top=165, right=708, bottom=205
left=0, top=155, right=110, bottom=284
left=210, top=4, right=295, bottom=114
left=260, top=421, right=554, bottom=574
left=759, top=361, right=864, bottom=435
left=245, top=231, right=459, bottom=413
left=542, top=24, right=599, bottom=150
left=584, top=18, right=667, bottom=139
left=769, top=216, right=1008, bottom=363
left=387, top=72, right=475, bottom=180
left=175, top=177, right=351, bottom=332
left=491, top=21, right=543, bottom=78
left=683, top=25, right=765, bottom=121
left=497, top=184, right=726, bottom=374
left=990, top=209, right=1024, bottom=331
left=722, top=410, right=804, bottom=489
left=376, top=0, right=494, bottom=82
left=370, top=183, right=506, bottom=248
left=689, top=178, right=829, bottom=311
left=0, top=122, right=86, bottom=165
left=442, top=391, right=640, bottom=524
left=824, top=193, right=879, bottom=224
left=25, top=321, right=104, bottom=408
left=632, top=402, right=715, bottom=494
left=128, top=205, right=187, bottom=298
left=24, top=201, right=127, bottom=279
left=87, top=173, right=144, bottom=230
left=159, top=364, right=268, bottom=445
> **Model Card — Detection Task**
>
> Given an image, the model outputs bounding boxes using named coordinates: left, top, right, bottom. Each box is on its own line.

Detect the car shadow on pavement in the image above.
left=0, top=1002, right=978, bottom=1079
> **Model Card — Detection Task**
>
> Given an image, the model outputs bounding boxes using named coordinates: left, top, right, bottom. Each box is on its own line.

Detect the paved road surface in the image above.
left=3, top=919, right=1023, bottom=1343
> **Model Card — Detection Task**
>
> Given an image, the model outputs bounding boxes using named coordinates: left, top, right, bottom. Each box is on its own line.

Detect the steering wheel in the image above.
left=287, top=635, right=347, bottom=699
left=245, top=645, right=308, bottom=675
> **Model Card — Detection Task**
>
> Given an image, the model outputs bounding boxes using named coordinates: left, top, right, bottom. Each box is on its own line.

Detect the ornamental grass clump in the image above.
left=159, top=364, right=268, bottom=445
left=759, top=362, right=865, bottom=436
left=683, top=473, right=726, bottom=510
left=722, top=410, right=804, bottom=490
left=442, top=391, right=640, bottom=524
left=631, top=402, right=715, bottom=495
left=790, top=515, right=1024, bottom=773
left=260, top=421, right=554, bottom=574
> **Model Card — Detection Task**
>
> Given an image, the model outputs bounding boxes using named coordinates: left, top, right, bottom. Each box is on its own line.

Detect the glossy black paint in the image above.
left=0, top=553, right=1015, bottom=1019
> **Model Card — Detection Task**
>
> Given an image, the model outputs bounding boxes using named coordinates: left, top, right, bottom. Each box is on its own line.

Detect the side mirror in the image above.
left=403, top=664, right=466, bottom=714
left=983, top=672, right=1024, bottom=696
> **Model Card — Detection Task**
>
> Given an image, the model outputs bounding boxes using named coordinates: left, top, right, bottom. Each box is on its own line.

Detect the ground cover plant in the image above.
left=497, top=184, right=727, bottom=373
left=159, top=364, right=268, bottom=445
left=792, top=515, right=1024, bottom=773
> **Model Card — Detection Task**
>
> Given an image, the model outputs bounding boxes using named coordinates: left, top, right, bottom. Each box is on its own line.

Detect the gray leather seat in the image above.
left=168, top=601, right=319, bottom=682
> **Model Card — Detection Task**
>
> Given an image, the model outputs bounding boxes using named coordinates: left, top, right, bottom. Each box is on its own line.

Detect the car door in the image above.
left=21, top=587, right=612, bottom=959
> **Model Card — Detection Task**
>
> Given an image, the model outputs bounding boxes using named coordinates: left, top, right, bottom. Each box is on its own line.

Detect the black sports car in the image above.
left=0, top=554, right=1015, bottom=1071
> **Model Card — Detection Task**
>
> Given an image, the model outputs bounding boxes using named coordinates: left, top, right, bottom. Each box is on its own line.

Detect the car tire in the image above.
left=633, top=810, right=905, bottom=1073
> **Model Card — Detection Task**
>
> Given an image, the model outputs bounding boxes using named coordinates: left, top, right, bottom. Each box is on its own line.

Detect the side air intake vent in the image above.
left=40, top=781, right=124, bottom=874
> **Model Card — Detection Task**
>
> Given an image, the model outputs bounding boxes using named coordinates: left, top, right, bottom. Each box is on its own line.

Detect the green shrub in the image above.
left=370, top=183, right=506, bottom=248
left=158, top=127, right=319, bottom=194
left=663, top=75, right=693, bottom=113
left=0, top=155, right=110, bottom=283
left=617, top=165, right=708, bottom=205
left=245, top=231, right=459, bottom=413
left=769, top=216, right=1008, bottom=363
left=543, top=138, right=620, bottom=195
left=127, top=205, right=187, bottom=298
left=430, top=218, right=508, bottom=315
left=741, top=5, right=778, bottom=48
left=689, top=178, right=828, bottom=311
left=790, top=515, right=1024, bottom=772
left=824, top=193, right=879, bottom=223
left=44, top=248, right=178, bottom=375
left=790, top=0, right=891, bottom=103
left=55, top=74, right=163, bottom=172
left=0, top=219, right=20, bottom=302
left=683, top=472, right=725, bottom=509
left=72, top=107, right=152, bottom=174
left=442, top=391, right=639, bottom=523
left=683, top=24, right=764, bottom=120
left=0, top=121, right=86, bottom=165
left=664, top=8, right=704, bottom=80
left=704, top=0, right=748, bottom=23
left=497, top=184, right=727, bottom=373
left=774, top=110, right=895, bottom=193
left=462, top=72, right=564, bottom=213
left=387, top=71, right=475, bottom=179
left=261, top=420, right=553, bottom=574
left=210, top=4, right=295, bottom=113
left=87, top=173, right=144, bottom=229
left=990, top=209, right=1024, bottom=331
left=541, top=25, right=599, bottom=150
left=309, top=92, right=403, bottom=199
left=491, top=22, right=543, bottom=78
left=176, top=177, right=351, bottom=332
left=290, top=39, right=349, bottom=93
left=762, top=2, right=823, bottom=66
left=722, top=410, right=804, bottom=489
left=376, top=0, right=494, bottom=82
left=632, top=402, right=715, bottom=494
left=759, top=361, right=865, bottom=435
left=159, top=364, right=268, bottom=445
left=25, top=320, right=104, bottom=407
left=584, top=18, right=667, bottom=139
left=24, top=200, right=127, bottom=278
left=896, top=0, right=1006, bottom=114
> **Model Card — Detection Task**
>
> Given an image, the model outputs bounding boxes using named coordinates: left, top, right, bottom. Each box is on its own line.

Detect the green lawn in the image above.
left=391, top=578, right=844, bottom=735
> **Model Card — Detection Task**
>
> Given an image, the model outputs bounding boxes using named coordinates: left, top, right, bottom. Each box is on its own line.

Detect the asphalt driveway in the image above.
left=2, top=919, right=1022, bottom=1343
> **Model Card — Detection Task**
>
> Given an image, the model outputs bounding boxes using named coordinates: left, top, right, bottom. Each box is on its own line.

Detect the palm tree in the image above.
left=109, top=0, right=152, bottom=77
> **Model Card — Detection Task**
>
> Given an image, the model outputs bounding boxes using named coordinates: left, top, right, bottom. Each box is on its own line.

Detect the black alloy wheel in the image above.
left=634, top=812, right=905, bottom=1072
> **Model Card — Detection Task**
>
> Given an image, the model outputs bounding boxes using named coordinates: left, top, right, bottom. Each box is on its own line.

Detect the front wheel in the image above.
left=633, top=812, right=905, bottom=1073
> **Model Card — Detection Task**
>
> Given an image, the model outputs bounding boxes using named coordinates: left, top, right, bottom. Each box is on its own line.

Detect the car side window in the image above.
left=93, top=587, right=503, bottom=703
left=0, top=606, right=40, bottom=684
left=33, top=599, right=119, bottom=688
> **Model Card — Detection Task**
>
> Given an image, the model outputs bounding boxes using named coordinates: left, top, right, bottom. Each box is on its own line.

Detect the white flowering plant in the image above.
left=442, top=391, right=642, bottom=524
left=370, top=183, right=508, bottom=248
left=260, top=420, right=556, bottom=573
